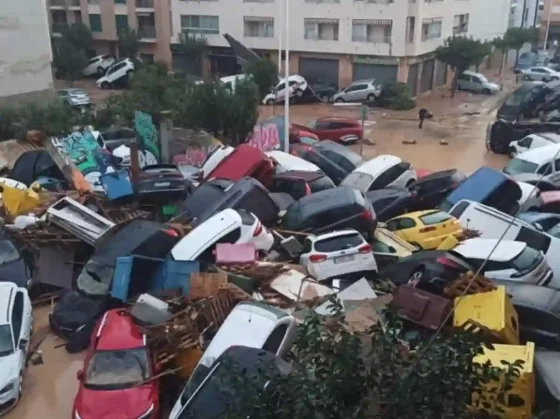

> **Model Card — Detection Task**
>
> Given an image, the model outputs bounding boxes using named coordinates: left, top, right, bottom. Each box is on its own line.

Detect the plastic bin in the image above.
left=454, top=286, right=519, bottom=345
left=215, top=243, right=257, bottom=266
left=100, top=170, right=134, bottom=201
left=472, top=342, right=535, bottom=418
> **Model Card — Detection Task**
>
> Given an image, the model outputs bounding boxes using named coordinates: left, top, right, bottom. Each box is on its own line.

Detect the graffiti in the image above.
left=52, top=131, right=116, bottom=191
left=134, top=111, right=160, bottom=160
left=172, top=143, right=222, bottom=167
left=247, top=124, right=280, bottom=152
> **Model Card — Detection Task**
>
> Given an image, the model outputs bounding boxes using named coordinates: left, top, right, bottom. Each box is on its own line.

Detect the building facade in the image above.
left=509, top=0, right=543, bottom=29
left=468, top=0, right=510, bottom=42
left=542, top=0, right=560, bottom=47
left=47, top=0, right=172, bottom=65
left=0, top=0, right=54, bottom=103
left=170, top=0, right=479, bottom=96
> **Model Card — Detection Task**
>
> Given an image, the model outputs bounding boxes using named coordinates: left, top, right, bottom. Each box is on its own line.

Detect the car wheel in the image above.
left=405, top=179, right=415, bottom=188
left=482, top=88, right=491, bottom=95
left=335, top=97, right=345, bottom=103
left=295, top=89, right=304, bottom=98
left=100, top=82, right=110, bottom=90
left=408, top=267, right=424, bottom=285
left=96, top=66, right=104, bottom=75
left=522, top=75, right=531, bottom=81
left=266, top=98, right=275, bottom=105
left=321, top=94, right=329, bottom=103
left=126, top=70, right=134, bottom=80
left=367, top=94, right=375, bottom=102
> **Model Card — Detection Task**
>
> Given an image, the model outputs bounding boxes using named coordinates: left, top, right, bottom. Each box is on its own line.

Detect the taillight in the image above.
left=360, top=209, right=372, bottom=220
left=419, top=226, right=436, bottom=233
left=253, top=222, right=263, bottom=237
left=358, top=244, right=371, bottom=253
left=304, top=183, right=312, bottom=196
left=436, top=256, right=460, bottom=268
left=163, top=228, right=179, bottom=237
left=309, top=254, right=327, bottom=263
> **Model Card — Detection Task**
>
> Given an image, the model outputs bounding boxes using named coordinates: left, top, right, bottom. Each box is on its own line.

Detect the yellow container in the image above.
left=454, top=286, right=519, bottom=345
left=472, top=342, right=535, bottom=418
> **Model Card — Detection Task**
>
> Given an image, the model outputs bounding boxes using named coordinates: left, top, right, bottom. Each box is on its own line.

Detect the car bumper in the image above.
left=308, top=255, right=378, bottom=282
left=0, top=383, right=19, bottom=416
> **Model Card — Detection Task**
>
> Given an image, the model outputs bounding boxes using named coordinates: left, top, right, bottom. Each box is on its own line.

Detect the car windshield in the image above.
left=340, top=172, right=374, bottom=193
left=299, top=136, right=317, bottom=145
left=511, top=246, right=541, bottom=272
left=306, top=120, right=317, bottom=129
left=0, top=239, right=19, bottom=265
left=503, top=158, right=539, bottom=175
left=419, top=211, right=453, bottom=225
left=180, top=364, right=211, bottom=404
left=0, top=325, right=13, bottom=357
left=85, top=348, right=151, bottom=390
left=477, top=75, right=489, bottom=83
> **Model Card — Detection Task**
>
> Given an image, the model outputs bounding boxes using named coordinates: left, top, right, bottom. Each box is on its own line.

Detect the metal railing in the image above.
left=137, top=26, right=156, bottom=38
left=136, top=0, right=154, bottom=7
left=50, top=0, right=67, bottom=6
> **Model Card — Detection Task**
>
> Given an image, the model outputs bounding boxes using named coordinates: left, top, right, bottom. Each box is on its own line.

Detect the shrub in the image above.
left=378, top=82, right=416, bottom=111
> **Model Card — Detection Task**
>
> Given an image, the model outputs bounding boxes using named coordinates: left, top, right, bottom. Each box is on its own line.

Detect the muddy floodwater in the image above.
left=8, top=98, right=509, bottom=418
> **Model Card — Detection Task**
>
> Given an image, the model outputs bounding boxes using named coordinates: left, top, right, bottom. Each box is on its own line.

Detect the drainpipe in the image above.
left=522, top=0, right=528, bottom=27
left=533, top=0, right=540, bottom=27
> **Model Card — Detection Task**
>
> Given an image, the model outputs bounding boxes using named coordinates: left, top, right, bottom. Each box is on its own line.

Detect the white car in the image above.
left=452, top=238, right=553, bottom=286
left=0, top=283, right=33, bottom=415
left=96, top=59, right=135, bottom=89
left=517, top=181, right=543, bottom=211
left=171, top=208, right=274, bottom=261
left=200, top=145, right=234, bottom=179
left=521, top=66, right=560, bottom=82
left=300, top=229, right=378, bottom=282
left=82, top=54, right=115, bottom=77
left=340, top=155, right=416, bottom=193
left=503, top=144, right=560, bottom=187
left=169, top=301, right=297, bottom=419
left=266, top=150, right=321, bottom=173
left=263, top=75, right=308, bottom=105
left=508, top=133, right=560, bottom=157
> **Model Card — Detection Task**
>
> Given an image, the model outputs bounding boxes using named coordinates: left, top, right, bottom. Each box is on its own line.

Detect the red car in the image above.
left=292, top=116, right=363, bottom=143
left=73, top=309, right=160, bottom=419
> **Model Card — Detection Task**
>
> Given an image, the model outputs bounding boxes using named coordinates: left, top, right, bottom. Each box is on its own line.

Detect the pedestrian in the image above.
left=418, top=108, right=432, bottom=129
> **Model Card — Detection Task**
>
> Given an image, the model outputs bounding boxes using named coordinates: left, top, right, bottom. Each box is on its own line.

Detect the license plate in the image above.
left=154, top=182, right=170, bottom=187
left=334, top=255, right=354, bottom=264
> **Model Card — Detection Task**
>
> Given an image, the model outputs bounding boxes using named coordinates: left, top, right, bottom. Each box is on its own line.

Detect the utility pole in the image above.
left=283, top=0, right=290, bottom=149
left=521, top=0, right=528, bottom=27
left=277, top=0, right=283, bottom=73
left=533, top=0, right=540, bottom=27
left=545, top=0, right=553, bottom=49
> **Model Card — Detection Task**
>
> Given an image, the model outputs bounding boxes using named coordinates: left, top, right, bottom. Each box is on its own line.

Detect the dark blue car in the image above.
left=519, top=212, right=560, bottom=238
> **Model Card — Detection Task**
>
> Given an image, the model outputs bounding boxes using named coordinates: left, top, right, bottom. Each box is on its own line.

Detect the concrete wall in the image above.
left=0, top=0, right=54, bottom=101
left=469, top=0, right=511, bottom=41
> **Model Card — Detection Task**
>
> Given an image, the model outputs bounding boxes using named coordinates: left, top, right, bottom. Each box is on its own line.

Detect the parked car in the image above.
left=386, top=210, right=463, bottom=250
left=266, top=150, right=322, bottom=173
left=200, top=145, right=235, bottom=179
left=0, top=282, right=32, bottom=415
left=171, top=346, right=291, bottom=419
left=440, top=166, right=522, bottom=215
left=508, top=132, right=560, bottom=157
left=333, top=79, right=382, bottom=103
left=341, top=155, right=416, bottom=192
left=452, top=238, right=553, bottom=286
left=519, top=212, right=560, bottom=238
left=0, top=232, right=32, bottom=289
left=263, top=75, right=308, bottom=105
left=371, top=227, right=417, bottom=269
left=177, top=178, right=234, bottom=221
left=291, top=141, right=364, bottom=185
left=521, top=66, right=560, bottom=82
left=293, top=117, right=364, bottom=144
left=57, top=89, right=91, bottom=108
left=300, top=229, right=377, bottom=281
left=269, top=170, right=335, bottom=201
left=456, top=71, right=500, bottom=94
left=96, top=59, right=135, bottom=89
left=366, top=188, right=416, bottom=221
left=503, top=144, right=560, bottom=187
left=510, top=173, right=558, bottom=191
left=535, top=90, right=560, bottom=118
left=72, top=309, right=160, bottom=419
left=92, top=127, right=136, bottom=151
left=497, top=81, right=551, bottom=121
left=83, top=54, right=115, bottom=77
left=494, top=280, right=560, bottom=314
left=171, top=208, right=274, bottom=263
left=281, top=186, right=377, bottom=239
left=136, top=164, right=187, bottom=202
left=408, top=169, right=466, bottom=211
left=205, top=144, right=275, bottom=187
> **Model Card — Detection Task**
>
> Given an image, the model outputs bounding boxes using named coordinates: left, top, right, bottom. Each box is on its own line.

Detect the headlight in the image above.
left=138, top=404, right=154, bottom=419
left=0, top=380, right=15, bottom=394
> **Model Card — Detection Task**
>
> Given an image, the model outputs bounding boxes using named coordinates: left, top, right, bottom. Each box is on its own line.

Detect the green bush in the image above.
left=378, top=82, right=416, bottom=111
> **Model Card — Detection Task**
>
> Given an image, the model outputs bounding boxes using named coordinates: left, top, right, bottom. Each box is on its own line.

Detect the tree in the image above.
left=435, top=36, right=490, bottom=97
left=117, top=28, right=141, bottom=62
left=473, top=41, right=492, bottom=72
left=492, top=36, right=509, bottom=77
left=53, top=38, right=89, bottom=84
left=505, top=27, right=533, bottom=68
left=59, top=23, right=93, bottom=53
left=177, top=33, right=208, bottom=76
left=246, top=59, right=279, bottom=98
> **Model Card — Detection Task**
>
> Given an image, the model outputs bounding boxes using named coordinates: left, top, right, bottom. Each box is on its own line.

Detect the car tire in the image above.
left=266, top=98, right=275, bottom=105
left=522, top=75, right=531, bottom=81
left=321, top=94, right=330, bottom=103
left=482, top=88, right=491, bottom=95
left=367, top=94, right=375, bottom=103
left=96, top=66, right=104, bottom=75
left=295, top=89, right=304, bottom=98
left=405, top=179, right=415, bottom=188
left=126, top=70, right=134, bottom=80
left=408, top=267, right=424, bottom=284
left=335, top=97, right=345, bottom=103
left=100, top=82, right=110, bottom=90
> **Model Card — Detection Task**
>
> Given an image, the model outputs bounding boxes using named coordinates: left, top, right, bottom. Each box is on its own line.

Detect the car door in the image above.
left=515, top=305, right=560, bottom=349
left=470, top=75, right=484, bottom=92
left=345, top=84, right=366, bottom=101
left=275, top=82, right=287, bottom=101
left=352, top=84, right=369, bottom=101
left=551, top=158, right=560, bottom=185
left=10, top=292, right=26, bottom=371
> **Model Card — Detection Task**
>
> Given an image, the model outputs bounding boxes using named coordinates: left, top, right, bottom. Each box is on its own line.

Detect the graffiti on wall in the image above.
left=247, top=116, right=287, bottom=152
left=134, top=111, right=160, bottom=161
left=172, top=143, right=222, bottom=167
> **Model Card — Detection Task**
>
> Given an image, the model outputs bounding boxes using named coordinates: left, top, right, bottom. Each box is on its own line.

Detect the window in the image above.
left=272, top=179, right=307, bottom=200
left=73, top=11, right=82, bottom=23
left=449, top=201, right=470, bottom=219
left=244, top=19, right=274, bottom=38
left=304, top=20, right=339, bottom=41
left=181, top=15, right=219, bottom=36
left=263, top=324, right=288, bottom=354
left=352, top=21, right=393, bottom=43
left=0, top=325, right=13, bottom=356
left=371, top=239, right=396, bottom=254
left=115, top=14, right=129, bottom=32
left=387, top=217, right=416, bottom=231
left=51, top=10, right=67, bottom=33
left=85, top=348, right=151, bottom=390
left=458, top=73, right=470, bottom=81
left=345, top=83, right=368, bottom=92
left=422, top=19, right=442, bottom=41
left=537, top=163, right=553, bottom=176
left=419, top=211, right=453, bottom=225
left=89, top=14, right=102, bottom=32
left=238, top=209, right=256, bottom=226
left=503, top=158, right=539, bottom=175
left=554, top=159, right=560, bottom=171
left=518, top=136, right=533, bottom=148
left=453, top=13, right=469, bottom=34
left=115, top=0, right=126, bottom=3
left=338, top=157, right=357, bottom=173
left=314, top=233, right=363, bottom=252
left=11, top=293, right=24, bottom=344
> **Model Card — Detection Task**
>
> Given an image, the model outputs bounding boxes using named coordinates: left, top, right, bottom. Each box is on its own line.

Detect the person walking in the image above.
left=418, top=108, right=432, bottom=129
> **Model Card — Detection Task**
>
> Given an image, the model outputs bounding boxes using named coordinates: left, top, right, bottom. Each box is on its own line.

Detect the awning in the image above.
left=304, top=18, right=338, bottom=25
left=243, top=16, right=274, bottom=23
left=353, top=19, right=392, bottom=26
left=422, top=17, right=443, bottom=24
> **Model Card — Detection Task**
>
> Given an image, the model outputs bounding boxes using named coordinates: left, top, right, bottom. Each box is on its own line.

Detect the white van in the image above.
left=219, top=74, right=249, bottom=93
left=509, top=133, right=560, bottom=157
left=448, top=199, right=560, bottom=287
left=503, top=144, right=560, bottom=187
left=169, top=301, right=297, bottom=419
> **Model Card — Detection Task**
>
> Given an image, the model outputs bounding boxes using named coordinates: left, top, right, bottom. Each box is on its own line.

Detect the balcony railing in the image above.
left=137, top=26, right=156, bottom=38
left=70, top=0, right=81, bottom=6
left=136, top=0, right=154, bottom=7
left=50, top=0, right=66, bottom=6
left=352, top=34, right=392, bottom=43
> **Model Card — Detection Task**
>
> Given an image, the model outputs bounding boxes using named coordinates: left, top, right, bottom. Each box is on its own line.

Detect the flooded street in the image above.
left=8, top=89, right=510, bottom=418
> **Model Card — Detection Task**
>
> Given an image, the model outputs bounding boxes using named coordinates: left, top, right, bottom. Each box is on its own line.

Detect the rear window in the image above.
left=308, top=175, right=335, bottom=192
left=511, top=246, right=542, bottom=271
left=313, top=233, right=363, bottom=252
left=237, top=209, right=256, bottom=226
left=341, top=172, right=374, bottom=192
left=183, top=185, right=225, bottom=218
left=449, top=201, right=470, bottom=219
left=515, top=226, right=551, bottom=253
left=503, top=158, right=539, bottom=175
left=419, top=211, right=453, bottom=225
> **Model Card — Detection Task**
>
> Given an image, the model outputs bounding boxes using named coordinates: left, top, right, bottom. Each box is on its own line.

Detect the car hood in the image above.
left=0, top=353, right=19, bottom=385
left=74, top=385, right=156, bottom=419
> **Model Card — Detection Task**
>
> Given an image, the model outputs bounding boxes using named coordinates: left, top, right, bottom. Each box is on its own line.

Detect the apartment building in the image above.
left=47, top=0, right=172, bottom=65
left=542, top=0, right=560, bottom=47
left=0, top=0, right=54, bottom=103
left=170, top=0, right=478, bottom=96
left=509, top=0, right=544, bottom=28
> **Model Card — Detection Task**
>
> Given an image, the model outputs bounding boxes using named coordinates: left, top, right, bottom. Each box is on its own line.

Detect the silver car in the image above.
left=456, top=71, right=500, bottom=94
left=333, top=79, right=381, bottom=103
left=57, top=88, right=91, bottom=107
left=521, top=66, right=560, bottom=82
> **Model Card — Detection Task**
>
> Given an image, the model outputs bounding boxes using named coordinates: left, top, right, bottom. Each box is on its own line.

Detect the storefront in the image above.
left=351, top=56, right=398, bottom=85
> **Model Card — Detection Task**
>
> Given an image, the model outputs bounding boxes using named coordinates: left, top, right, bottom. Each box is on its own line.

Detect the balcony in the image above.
left=50, top=0, right=66, bottom=6
left=137, top=26, right=156, bottom=39
left=52, top=22, right=68, bottom=33
left=136, top=0, right=154, bottom=8
left=69, top=0, right=81, bottom=6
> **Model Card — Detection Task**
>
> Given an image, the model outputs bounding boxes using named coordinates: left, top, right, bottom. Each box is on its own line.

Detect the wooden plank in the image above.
left=188, top=272, right=228, bottom=300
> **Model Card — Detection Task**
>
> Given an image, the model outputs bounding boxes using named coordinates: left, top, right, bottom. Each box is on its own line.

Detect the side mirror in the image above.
left=77, top=370, right=84, bottom=381
left=18, top=339, right=27, bottom=350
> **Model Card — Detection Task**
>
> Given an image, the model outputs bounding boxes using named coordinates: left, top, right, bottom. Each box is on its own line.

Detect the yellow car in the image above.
left=385, top=210, right=463, bottom=250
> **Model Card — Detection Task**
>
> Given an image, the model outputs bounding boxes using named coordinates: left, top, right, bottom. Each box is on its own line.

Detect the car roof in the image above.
left=95, top=309, right=145, bottom=350
left=274, top=170, right=324, bottom=182
left=444, top=167, right=514, bottom=205
left=314, top=140, right=364, bottom=165
left=541, top=191, right=560, bottom=204
left=316, top=116, right=359, bottom=124
left=309, top=228, right=362, bottom=241
left=266, top=150, right=320, bottom=171
left=413, top=168, right=461, bottom=183
left=294, top=186, right=358, bottom=215
left=351, top=78, right=375, bottom=84
left=515, top=143, right=560, bottom=164
left=533, top=133, right=560, bottom=142
left=452, top=238, right=526, bottom=261
left=493, top=280, right=560, bottom=312
left=355, top=155, right=402, bottom=175
left=366, top=188, right=410, bottom=200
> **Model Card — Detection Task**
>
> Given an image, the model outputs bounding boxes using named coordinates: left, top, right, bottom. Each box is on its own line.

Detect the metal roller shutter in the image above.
left=407, top=63, right=419, bottom=97
left=352, top=63, right=397, bottom=85
left=435, top=60, right=447, bottom=87
left=298, top=57, right=340, bottom=88
left=420, top=59, right=435, bottom=93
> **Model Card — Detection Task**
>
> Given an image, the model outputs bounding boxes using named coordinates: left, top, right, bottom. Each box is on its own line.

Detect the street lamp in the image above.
left=545, top=0, right=553, bottom=50
left=277, top=0, right=282, bottom=73
left=283, top=0, right=290, bottom=148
